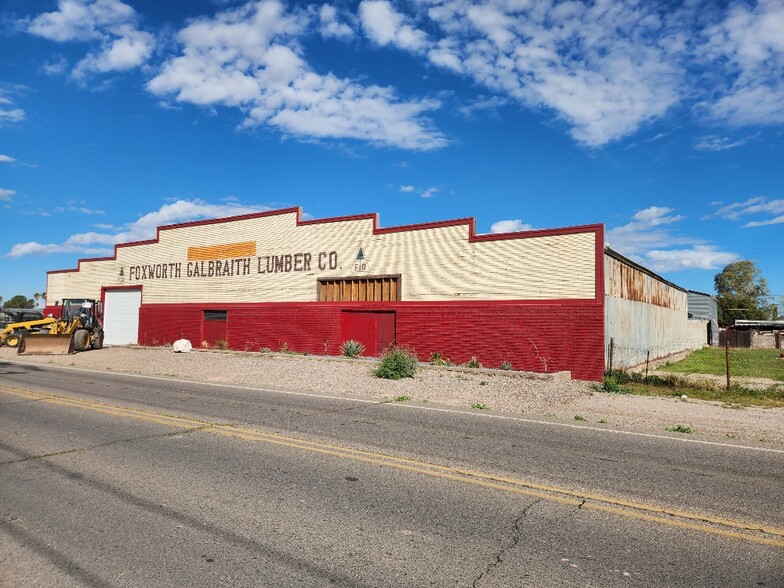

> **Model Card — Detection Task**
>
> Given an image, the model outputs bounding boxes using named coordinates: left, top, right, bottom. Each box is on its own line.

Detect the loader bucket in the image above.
left=18, top=333, right=75, bottom=355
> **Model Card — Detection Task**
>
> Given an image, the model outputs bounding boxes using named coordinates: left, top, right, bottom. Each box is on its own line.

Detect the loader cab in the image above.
left=59, top=299, right=102, bottom=328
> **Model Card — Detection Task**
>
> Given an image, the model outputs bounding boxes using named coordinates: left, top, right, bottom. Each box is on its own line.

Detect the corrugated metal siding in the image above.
left=47, top=211, right=597, bottom=303
left=687, top=292, right=718, bottom=321
left=138, top=299, right=606, bottom=380
left=604, top=255, right=684, bottom=310
left=604, top=254, right=697, bottom=369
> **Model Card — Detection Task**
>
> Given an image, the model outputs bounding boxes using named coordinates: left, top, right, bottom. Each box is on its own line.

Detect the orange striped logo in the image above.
left=187, top=241, right=257, bottom=261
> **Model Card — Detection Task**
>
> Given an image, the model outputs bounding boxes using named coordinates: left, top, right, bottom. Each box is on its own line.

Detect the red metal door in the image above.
left=203, top=310, right=228, bottom=347
left=376, top=312, right=396, bottom=355
left=341, top=311, right=395, bottom=357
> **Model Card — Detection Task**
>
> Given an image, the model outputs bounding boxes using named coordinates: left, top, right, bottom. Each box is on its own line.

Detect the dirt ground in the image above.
left=1, top=345, right=782, bottom=450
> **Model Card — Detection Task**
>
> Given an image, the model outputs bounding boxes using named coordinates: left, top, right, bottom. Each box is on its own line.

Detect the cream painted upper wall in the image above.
left=47, top=210, right=598, bottom=303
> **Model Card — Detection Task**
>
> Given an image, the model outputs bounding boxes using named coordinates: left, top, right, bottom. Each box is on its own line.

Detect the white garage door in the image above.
left=103, top=289, right=142, bottom=346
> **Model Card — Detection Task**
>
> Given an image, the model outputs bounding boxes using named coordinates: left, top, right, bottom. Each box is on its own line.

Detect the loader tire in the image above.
left=5, top=332, right=23, bottom=348
left=73, top=329, right=90, bottom=352
left=92, top=329, right=104, bottom=350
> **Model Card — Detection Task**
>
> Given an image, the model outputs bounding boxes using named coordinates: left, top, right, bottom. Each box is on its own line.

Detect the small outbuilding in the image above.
left=687, top=290, right=719, bottom=346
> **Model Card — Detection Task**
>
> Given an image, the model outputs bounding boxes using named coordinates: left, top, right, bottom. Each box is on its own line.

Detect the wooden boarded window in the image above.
left=318, top=276, right=401, bottom=302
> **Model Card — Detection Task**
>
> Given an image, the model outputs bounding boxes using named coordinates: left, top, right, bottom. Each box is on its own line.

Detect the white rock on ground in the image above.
left=172, top=339, right=192, bottom=353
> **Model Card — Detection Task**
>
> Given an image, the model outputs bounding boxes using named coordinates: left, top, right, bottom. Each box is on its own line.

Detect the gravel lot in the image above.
left=1, top=345, right=782, bottom=449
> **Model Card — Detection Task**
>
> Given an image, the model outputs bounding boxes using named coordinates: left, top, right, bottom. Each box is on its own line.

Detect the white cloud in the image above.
left=0, top=92, right=25, bottom=125
left=606, top=205, right=738, bottom=272
left=75, top=207, right=105, bottom=215
left=27, top=0, right=134, bottom=41
left=0, top=188, right=16, bottom=202
left=745, top=215, right=784, bottom=227
left=7, top=241, right=113, bottom=258
left=359, top=1, right=429, bottom=52
left=147, top=0, right=446, bottom=150
left=318, top=4, right=353, bottom=39
left=355, top=0, right=685, bottom=146
left=5, top=198, right=272, bottom=258
left=25, top=0, right=154, bottom=79
left=43, top=57, right=69, bottom=76
left=349, top=1, right=782, bottom=146
left=0, top=155, right=17, bottom=163
left=642, top=246, right=740, bottom=273
left=457, top=94, right=509, bottom=118
left=74, top=26, right=155, bottom=78
left=699, top=0, right=784, bottom=126
left=694, top=135, right=748, bottom=151
left=631, top=206, right=683, bottom=227
left=0, top=107, right=25, bottom=123
left=20, top=0, right=784, bottom=149
left=490, top=219, right=533, bottom=233
left=709, top=197, right=784, bottom=227
left=399, top=184, right=440, bottom=198
left=606, top=206, right=688, bottom=255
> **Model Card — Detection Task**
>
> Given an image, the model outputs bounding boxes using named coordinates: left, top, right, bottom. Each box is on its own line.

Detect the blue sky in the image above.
left=1, top=0, right=782, bottom=308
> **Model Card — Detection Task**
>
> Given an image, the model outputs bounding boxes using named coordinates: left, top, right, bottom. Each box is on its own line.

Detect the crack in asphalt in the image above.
left=472, top=498, right=542, bottom=587
left=294, top=401, right=386, bottom=421
left=0, top=426, right=212, bottom=466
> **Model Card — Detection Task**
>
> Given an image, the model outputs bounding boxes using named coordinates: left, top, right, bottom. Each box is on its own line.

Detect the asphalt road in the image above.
left=1, top=361, right=782, bottom=587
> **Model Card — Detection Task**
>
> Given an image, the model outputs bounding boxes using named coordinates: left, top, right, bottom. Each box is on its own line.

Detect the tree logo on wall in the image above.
left=354, top=243, right=368, bottom=273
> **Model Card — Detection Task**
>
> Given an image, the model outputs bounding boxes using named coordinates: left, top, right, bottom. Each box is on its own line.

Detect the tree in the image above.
left=714, top=261, right=775, bottom=326
left=1, top=294, right=36, bottom=309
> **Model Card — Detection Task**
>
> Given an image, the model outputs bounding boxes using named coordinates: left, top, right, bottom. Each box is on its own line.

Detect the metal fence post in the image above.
left=725, top=333, right=731, bottom=391
left=609, top=337, right=614, bottom=374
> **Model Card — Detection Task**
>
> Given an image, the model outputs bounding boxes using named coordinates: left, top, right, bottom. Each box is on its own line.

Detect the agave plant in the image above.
left=340, top=339, right=365, bottom=358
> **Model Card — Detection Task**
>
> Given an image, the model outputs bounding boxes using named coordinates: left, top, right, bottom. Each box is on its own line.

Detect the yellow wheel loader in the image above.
left=2, top=299, right=105, bottom=355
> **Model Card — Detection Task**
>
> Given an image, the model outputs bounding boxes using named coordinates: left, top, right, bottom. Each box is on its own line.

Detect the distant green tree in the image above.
left=2, top=294, right=36, bottom=309
left=714, top=261, right=775, bottom=326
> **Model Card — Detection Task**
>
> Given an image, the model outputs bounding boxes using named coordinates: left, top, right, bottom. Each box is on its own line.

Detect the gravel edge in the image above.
left=1, top=345, right=782, bottom=449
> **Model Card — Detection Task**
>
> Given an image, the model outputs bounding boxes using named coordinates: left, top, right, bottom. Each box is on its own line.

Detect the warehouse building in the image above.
left=44, top=207, right=703, bottom=381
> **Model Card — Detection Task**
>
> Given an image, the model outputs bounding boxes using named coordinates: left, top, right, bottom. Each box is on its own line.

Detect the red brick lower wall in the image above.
left=138, top=301, right=604, bottom=381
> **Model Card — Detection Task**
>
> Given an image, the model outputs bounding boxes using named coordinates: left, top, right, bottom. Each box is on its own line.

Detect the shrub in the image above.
left=464, top=356, right=483, bottom=369
left=429, top=352, right=452, bottom=366
left=500, top=361, right=512, bottom=371
left=666, top=424, right=693, bottom=434
left=601, top=374, right=628, bottom=393
left=215, top=339, right=229, bottom=351
left=340, top=339, right=365, bottom=358
left=373, top=346, right=418, bottom=380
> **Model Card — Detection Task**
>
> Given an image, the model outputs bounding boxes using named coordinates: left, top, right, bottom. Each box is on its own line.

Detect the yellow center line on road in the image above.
left=0, top=384, right=209, bottom=429
left=2, top=384, right=783, bottom=548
